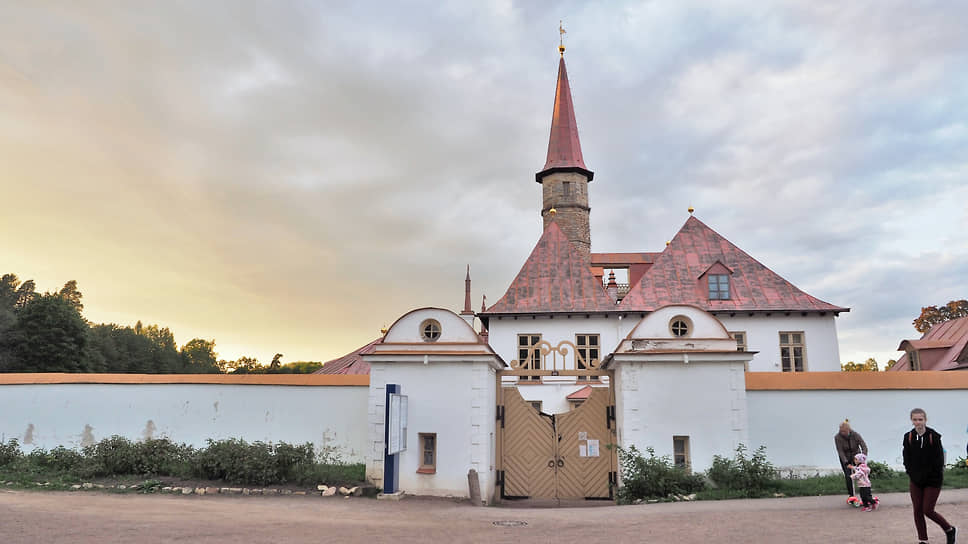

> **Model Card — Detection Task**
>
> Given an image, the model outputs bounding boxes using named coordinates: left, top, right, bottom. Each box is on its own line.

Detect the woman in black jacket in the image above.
left=903, top=408, right=956, bottom=544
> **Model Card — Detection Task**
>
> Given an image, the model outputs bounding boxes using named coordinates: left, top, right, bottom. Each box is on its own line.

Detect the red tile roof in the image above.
left=313, top=339, right=380, bottom=375
left=590, top=252, right=659, bottom=265
left=566, top=385, right=593, bottom=400
left=891, top=315, right=968, bottom=371
left=618, top=216, right=849, bottom=313
left=483, top=221, right=616, bottom=314
left=537, top=56, right=593, bottom=181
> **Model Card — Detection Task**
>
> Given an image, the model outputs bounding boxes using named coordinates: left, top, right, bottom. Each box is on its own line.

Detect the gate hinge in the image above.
left=608, top=471, right=617, bottom=500
left=497, top=470, right=505, bottom=498
left=606, top=405, right=616, bottom=429
left=496, top=405, right=505, bottom=428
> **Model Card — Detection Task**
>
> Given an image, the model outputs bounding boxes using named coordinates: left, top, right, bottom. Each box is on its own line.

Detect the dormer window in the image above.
left=708, top=274, right=730, bottom=300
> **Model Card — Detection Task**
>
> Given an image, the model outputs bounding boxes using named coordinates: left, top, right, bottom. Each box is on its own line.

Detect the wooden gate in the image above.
left=496, top=340, right=616, bottom=502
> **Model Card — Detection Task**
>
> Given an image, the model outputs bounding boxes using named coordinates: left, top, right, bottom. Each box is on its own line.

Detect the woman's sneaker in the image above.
left=861, top=506, right=872, bottom=512
left=946, top=526, right=956, bottom=544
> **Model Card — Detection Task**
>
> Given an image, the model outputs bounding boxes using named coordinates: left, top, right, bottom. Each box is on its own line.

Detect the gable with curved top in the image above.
left=383, top=307, right=482, bottom=344
left=627, top=304, right=730, bottom=339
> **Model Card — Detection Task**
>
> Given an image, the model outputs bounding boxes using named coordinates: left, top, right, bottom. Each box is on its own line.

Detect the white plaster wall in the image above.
left=486, top=314, right=632, bottom=369
left=487, top=312, right=842, bottom=374
left=613, top=361, right=748, bottom=472
left=514, top=382, right=608, bottom=414
left=748, top=389, right=968, bottom=474
left=630, top=305, right=730, bottom=339
left=366, top=361, right=497, bottom=503
left=717, top=314, right=841, bottom=372
left=0, top=384, right=368, bottom=462
left=385, top=308, right=480, bottom=343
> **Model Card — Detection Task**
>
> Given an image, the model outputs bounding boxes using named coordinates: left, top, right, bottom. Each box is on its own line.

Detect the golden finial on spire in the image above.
left=559, top=20, right=566, bottom=56
left=549, top=207, right=557, bottom=217
left=688, top=206, right=695, bottom=215
left=380, top=325, right=388, bottom=335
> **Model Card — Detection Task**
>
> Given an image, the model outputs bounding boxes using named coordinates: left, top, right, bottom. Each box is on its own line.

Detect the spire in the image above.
left=461, top=265, right=473, bottom=316
left=536, top=49, right=593, bottom=182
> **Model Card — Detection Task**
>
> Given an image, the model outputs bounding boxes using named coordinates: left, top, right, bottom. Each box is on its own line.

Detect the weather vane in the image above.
left=559, top=20, right=566, bottom=56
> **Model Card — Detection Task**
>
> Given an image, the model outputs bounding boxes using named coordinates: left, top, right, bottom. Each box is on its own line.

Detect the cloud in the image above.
left=0, top=1, right=965, bottom=365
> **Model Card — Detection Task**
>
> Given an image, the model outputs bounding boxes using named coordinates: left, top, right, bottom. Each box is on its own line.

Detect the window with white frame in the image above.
left=779, top=331, right=805, bottom=372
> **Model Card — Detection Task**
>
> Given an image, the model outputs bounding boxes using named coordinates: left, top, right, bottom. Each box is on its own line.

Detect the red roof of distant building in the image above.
left=537, top=56, right=593, bottom=181
left=566, top=385, right=593, bottom=400
left=618, top=216, right=849, bottom=313
left=313, top=339, right=380, bottom=375
left=891, top=315, right=968, bottom=371
left=484, top=221, right=616, bottom=314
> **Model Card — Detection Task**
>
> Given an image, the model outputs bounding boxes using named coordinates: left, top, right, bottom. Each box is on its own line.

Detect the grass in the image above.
left=696, top=468, right=968, bottom=500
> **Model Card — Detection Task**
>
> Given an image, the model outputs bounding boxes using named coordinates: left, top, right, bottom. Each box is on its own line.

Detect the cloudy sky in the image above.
left=1, top=1, right=965, bottom=367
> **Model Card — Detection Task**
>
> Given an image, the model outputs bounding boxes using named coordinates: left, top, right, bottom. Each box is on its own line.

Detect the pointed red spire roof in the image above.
left=461, top=265, right=473, bottom=315
left=536, top=55, right=593, bottom=182
left=483, top=221, right=615, bottom=314
left=619, top=216, right=849, bottom=313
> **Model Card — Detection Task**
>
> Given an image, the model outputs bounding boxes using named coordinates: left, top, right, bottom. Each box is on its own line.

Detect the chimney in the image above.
left=460, top=265, right=475, bottom=326
left=606, top=270, right=618, bottom=303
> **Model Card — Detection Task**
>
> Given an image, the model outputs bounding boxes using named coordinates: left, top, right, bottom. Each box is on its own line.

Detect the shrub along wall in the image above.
left=0, top=374, right=369, bottom=464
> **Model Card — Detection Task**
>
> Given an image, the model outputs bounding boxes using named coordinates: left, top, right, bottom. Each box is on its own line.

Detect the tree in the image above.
left=841, top=358, right=880, bottom=372
left=180, top=338, right=220, bottom=373
left=5, top=293, right=90, bottom=372
left=13, top=279, right=37, bottom=309
left=913, top=299, right=968, bottom=333
left=884, top=359, right=898, bottom=370
left=58, top=280, right=84, bottom=312
left=224, top=356, right=262, bottom=374
left=269, top=353, right=283, bottom=370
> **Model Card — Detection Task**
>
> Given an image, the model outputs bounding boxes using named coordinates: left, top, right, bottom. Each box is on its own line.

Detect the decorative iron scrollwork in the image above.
left=509, top=340, right=601, bottom=372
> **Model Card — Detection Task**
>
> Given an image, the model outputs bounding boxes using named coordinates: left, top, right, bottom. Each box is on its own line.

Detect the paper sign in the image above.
left=579, top=444, right=587, bottom=457
left=587, top=439, right=600, bottom=457
left=578, top=431, right=587, bottom=441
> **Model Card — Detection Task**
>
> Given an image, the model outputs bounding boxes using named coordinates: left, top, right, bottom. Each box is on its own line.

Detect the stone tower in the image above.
left=536, top=49, right=594, bottom=261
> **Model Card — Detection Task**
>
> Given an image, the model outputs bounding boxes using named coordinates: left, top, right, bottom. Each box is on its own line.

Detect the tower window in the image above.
left=562, top=181, right=571, bottom=197
left=673, top=436, right=691, bottom=471
left=708, top=274, right=730, bottom=300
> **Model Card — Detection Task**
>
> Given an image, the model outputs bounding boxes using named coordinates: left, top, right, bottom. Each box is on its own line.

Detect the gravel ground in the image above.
left=1, top=487, right=966, bottom=543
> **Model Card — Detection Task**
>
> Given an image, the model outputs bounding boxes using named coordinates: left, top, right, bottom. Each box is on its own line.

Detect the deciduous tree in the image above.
left=841, top=358, right=880, bottom=372
left=6, top=293, right=89, bottom=372
left=914, top=299, right=968, bottom=333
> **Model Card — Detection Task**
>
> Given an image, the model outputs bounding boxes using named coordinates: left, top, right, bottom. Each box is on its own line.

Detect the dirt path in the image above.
left=1, top=488, right=966, bottom=543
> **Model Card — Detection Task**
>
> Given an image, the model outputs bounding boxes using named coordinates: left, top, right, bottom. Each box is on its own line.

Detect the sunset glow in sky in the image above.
left=2, top=2, right=966, bottom=367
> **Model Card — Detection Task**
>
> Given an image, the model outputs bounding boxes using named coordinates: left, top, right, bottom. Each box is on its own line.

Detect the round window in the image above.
left=670, top=316, right=691, bottom=337
left=420, top=319, right=441, bottom=342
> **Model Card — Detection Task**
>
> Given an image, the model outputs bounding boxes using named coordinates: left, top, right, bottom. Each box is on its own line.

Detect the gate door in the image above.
left=499, top=387, right=614, bottom=501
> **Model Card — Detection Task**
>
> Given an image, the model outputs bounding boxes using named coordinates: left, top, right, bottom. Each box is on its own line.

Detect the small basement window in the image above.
left=420, top=319, right=441, bottom=342
left=417, top=433, right=436, bottom=474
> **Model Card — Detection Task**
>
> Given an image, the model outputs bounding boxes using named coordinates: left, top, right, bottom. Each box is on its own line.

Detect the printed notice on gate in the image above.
left=587, top=439, right=600, bottom=457
left=579, top=444, right=587, bottom=457
left=578, top=431, right=587, bottom=441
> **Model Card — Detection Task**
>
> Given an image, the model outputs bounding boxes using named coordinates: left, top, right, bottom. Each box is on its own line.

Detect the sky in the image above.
left=1, top=1, right=966, bottom=368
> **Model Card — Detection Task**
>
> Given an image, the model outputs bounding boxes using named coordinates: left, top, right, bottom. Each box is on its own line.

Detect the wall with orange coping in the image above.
left=744, top=371, right=968, bottom=474
left=0, top=374, right=369, bottom=462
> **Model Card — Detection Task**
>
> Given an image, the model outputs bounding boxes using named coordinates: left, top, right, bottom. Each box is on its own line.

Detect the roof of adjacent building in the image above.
left=892, top=315, right=968, bottom=371
left=483, top=220, right=616, bottom=314
left=537, top=55, right=593, bottom=181
left=313, top=339, right=380, bottom=375
left=566, top=385, right=593, bottom=400
left=618, top=216, right=849, bottom=313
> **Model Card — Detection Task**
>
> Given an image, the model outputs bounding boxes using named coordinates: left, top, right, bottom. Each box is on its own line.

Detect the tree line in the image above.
left=840, top=298, right=967, bottom=372
left=0, top=274, right=322, bottom=374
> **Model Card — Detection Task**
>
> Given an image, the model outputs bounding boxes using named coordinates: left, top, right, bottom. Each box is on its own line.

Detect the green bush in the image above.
left=867, top=460, right=896, bottom=479
left=0, top=439, right=22, bottom=467
left=83, top=435, right=139, bottom=476
left=706, top=444, right=776, bottom=497
left=951, top=456, right=968, bottom=471
left=616, top=445, right=706, bottom=503
left=133, top=439, right=193, bottom=476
